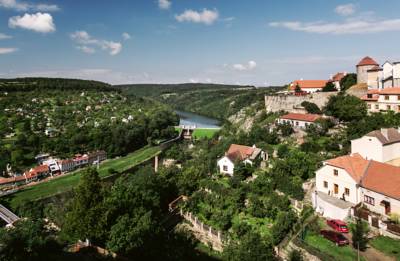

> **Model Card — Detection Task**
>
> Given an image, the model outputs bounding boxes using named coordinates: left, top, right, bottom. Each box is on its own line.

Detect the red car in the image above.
left=326, top=219, right=349, bottom=233
left=320, top=230, right=349, bottom=246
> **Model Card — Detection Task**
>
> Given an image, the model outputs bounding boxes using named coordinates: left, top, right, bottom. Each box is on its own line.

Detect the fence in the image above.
left=180, top=210, right=225, bottom=251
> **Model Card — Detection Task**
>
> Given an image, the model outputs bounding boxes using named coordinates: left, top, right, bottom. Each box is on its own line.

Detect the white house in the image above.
left=314, top=153, right=400, bottom=220
left=351, top=128, right=400, bottom=163
left=217, top=144, right=264, bottom=176
left=277, top=113, right=322, bottom=129
left=362, top=88, right=400, bottom=113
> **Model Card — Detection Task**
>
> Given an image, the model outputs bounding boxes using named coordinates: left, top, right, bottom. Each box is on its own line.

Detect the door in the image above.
left=385, top=202, right=391, bottom=215
left=334, top=184, right=339, bottom=194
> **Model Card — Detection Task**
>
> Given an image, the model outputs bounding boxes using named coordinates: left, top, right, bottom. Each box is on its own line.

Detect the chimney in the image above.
left=381, top=128, right=389, bottom=140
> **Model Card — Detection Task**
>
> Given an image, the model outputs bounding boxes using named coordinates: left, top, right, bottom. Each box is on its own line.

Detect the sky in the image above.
left=1, top=0, right=400, bottom=86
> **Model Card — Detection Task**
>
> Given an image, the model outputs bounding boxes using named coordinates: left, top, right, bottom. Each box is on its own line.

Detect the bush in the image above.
left=301, top=101, right=322, bottom=114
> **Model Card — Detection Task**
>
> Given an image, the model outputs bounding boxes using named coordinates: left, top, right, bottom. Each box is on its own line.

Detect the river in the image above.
left=175, top=110, right=221, bottom=129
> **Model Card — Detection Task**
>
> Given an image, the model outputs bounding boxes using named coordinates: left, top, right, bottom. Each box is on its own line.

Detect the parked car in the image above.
left=327, top=219, right=349, bottom=233
left=320, top=230, right=349, bottom=246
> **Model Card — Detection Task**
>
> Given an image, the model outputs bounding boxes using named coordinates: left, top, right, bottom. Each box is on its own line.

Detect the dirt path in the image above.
left=360, top=246, right=395, bottom=261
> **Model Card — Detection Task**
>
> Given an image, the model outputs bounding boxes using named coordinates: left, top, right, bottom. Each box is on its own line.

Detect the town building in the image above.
left=330, top=72, right=347, bottom=91
left=357, top=56, right=379, bottom=84
left=351, top=128, right=400, bottom=163
left=314, top=154, right=400, bottom=220
left=57, top=159, right=75, bottom=173
left=73, top=154, right=89, bottom=168
left=277, top=113, right=322, bottom=129
left=43, top=158, right=61, bottom=175
left=88, top=150, right=107, bottom=165
left=362, top=88, right=400, bottom=113
left=289, top=80, right=328, bottom=93
left=217, top=144, right=265, bottom=176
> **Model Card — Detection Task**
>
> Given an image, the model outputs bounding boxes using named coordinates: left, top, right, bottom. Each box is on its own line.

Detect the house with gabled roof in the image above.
left=351, top=128, right=400, bottom=163
left=217, top=144, right=265, bottom=176
left=314, top=152, right=400, bottom=220
left=289, top=80, right=328, bottom=93
left=277, top=113, right=322, bottom=129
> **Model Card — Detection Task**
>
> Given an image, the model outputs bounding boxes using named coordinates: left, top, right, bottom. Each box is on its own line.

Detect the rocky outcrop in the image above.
left=265, top=92, right=336, bottom=112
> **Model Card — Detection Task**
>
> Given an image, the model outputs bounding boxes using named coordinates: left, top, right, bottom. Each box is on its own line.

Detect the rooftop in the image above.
left=280, top=113, right=322, bottom=122
left=357, top=56, right=379, bottom=67
left=225, top=144, right=260, bottom=162
left=325, top=153, right=369, bottom=183
left=365, top=128, right=400, bottom=145
left=290, top=80, right=328, bottom=89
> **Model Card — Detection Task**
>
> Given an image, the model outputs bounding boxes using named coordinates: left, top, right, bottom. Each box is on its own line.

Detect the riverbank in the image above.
left=3, top=146, right=161, bottom=210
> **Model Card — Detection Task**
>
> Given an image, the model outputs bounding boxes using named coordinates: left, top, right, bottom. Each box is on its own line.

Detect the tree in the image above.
left=322, top=82, right=337, bottom=92
left=63, top=168, right=106, bottom=244
left=271, top=210, right=297, bottom=245
left=223, top=231, right=276, bottom=261
left=289, top=250, right=304, bottom=261
left=0, top=219, right=63, bottom=261
left=294, top=84, right=302, bottom=93
left=324, top=94, right=367, bottom=122
left=340, top=73, right=357, bottom=92
left=301, top=101, right=322, bottom=114
left=351, top=218, right=369, bottom=251
left=277, top=122, right=294, bottom=137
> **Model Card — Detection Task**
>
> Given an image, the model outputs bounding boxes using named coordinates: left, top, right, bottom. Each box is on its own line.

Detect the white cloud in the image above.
left=0, top=47, right=17, bottom=54
left=122, top=32, right=131, bottom=40
left=175, top=8, right=219, bottom=25
left=70, top=30, right=122, bottom=55
left=9, top=12, right=55, bottom=33
left=0, top=0, right=59, bottom=11
left=0, top=33, right=12, bottom=40
left=158, top=0, right=171, bottom=10
left=335, top=4, right=356, bottom=16
left=269, top=18, right=400, bottom=34
left=77, top=46, right=95, bottom=54
left=232, top=61, right=257, bottom=71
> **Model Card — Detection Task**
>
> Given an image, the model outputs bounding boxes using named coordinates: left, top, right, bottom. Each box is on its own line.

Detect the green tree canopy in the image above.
left=324, top=94, right=367, bottom=122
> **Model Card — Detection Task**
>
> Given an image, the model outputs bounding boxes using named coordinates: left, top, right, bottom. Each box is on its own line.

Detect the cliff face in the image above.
left=264, top=92, right=336, bottom=112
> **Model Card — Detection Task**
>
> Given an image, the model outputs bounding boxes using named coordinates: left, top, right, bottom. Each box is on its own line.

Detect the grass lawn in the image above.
left=193, top=128, right=220, bottom=139
left=304, top=232, right=364, bottom=261
left=4, top=146, right=161, bottom=210
left=370, top=236, right=400, bottom=260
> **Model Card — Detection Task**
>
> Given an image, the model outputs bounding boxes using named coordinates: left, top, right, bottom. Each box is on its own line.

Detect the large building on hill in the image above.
left=357, top=56, right=400, bottom=89
left=289, top=80, right=328, bottom=93
left=357, top=56, right=379, bottom=85
left=277, top=113, right=322, bottom=129
left=361, top=87, right=400, bottom=113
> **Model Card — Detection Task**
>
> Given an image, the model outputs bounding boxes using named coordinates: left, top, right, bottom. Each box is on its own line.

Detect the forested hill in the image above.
left=115, top=83, right=255, bottom=97
left=116, top=83, right=284, bottom=119
left=0, top=77, right=114, bottom=92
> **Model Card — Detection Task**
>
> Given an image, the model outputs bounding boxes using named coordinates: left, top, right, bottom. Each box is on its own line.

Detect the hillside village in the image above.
left=2, top=57, right=400, bottom=260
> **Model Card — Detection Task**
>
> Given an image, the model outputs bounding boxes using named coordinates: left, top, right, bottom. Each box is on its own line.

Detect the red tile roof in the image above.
left=280, top=113, right=322, bottom=122
left=325, top=154, right=369, bottom=183
left=332, top=72, right=346, bottom=82
left=361, top=161, right=400, bottom=200
left=290, top=80, right=328, bottom=89
left=357, top=56, right=379, bottom=67
left=378, top=87, right=400, bottom=95
left=367, top=65, right=383, bottom=72
left=226, top=144, right=255, bottom=162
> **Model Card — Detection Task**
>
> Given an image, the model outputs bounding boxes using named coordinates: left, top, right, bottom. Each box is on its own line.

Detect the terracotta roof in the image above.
left=32, top=165, right=49, bottom=173
left=290, top=80, right=328, bottom=89
left=280, top=113, right=322, bottom=122
left=325, top=154, right=369, bottom=183
left=332, top=72, right=346, bottom=82
left=361, top=90, right=379, bottom=101
left=357, top=56, right=379, bottom=67
left=361, top=160, right=400, bottom=200
left=378, top=87, right=400, bottom=95
left=365, top=128, right=400, bottom=145
left=367, top=65, right=383, bottom=72
left=226, top=144, right=255, bottom=162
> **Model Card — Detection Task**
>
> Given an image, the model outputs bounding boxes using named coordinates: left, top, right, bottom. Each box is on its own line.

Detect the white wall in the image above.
left=312, top=192, right=352, bottom=220
left=315, top=164, right=360, bottom=204
left=383, top=62, right=393, bottom=80
left=361, top=188, right=400, bottom=216
left=351, top=136, right=383, bottom=162
left=382, top=143, right=400, bottom=162
left=217, top=157, right=234, bottom=176
left=277, top=118, right=314, bottom=129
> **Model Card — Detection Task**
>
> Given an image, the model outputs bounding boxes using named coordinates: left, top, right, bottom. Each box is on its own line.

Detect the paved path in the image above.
left=360, top=246, right=395, bottom=261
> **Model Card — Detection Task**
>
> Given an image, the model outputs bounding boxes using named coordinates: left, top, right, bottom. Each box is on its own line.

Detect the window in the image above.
left=345, top=188, right=350, bottom=196
left=334, top=184, right=339, bottom=194
left=223, top=165, right=228, bottom=171
left=385, top=95, right=389, bottom=100
left=375, top=104, right=379, bottom=109
left=333, top=169, right=338, bottom=176
left=367, top=94, right=372, bottom=98
left=324, top=181, right=328, bottom=188
left=364, top=195, right=375, bottom=206
left=368, top=104, right=371, bottom=109
left=296, top=121, right=299, bottom=126
left=397, top=95, right=400, bottom=100
left=387, top=105, right=391, bottom=110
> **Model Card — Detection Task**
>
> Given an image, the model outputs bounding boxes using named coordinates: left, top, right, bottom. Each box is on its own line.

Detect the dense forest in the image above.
left=0, top=78, right=178, bottom=173
left=117, top=83, right=284, bottom=119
